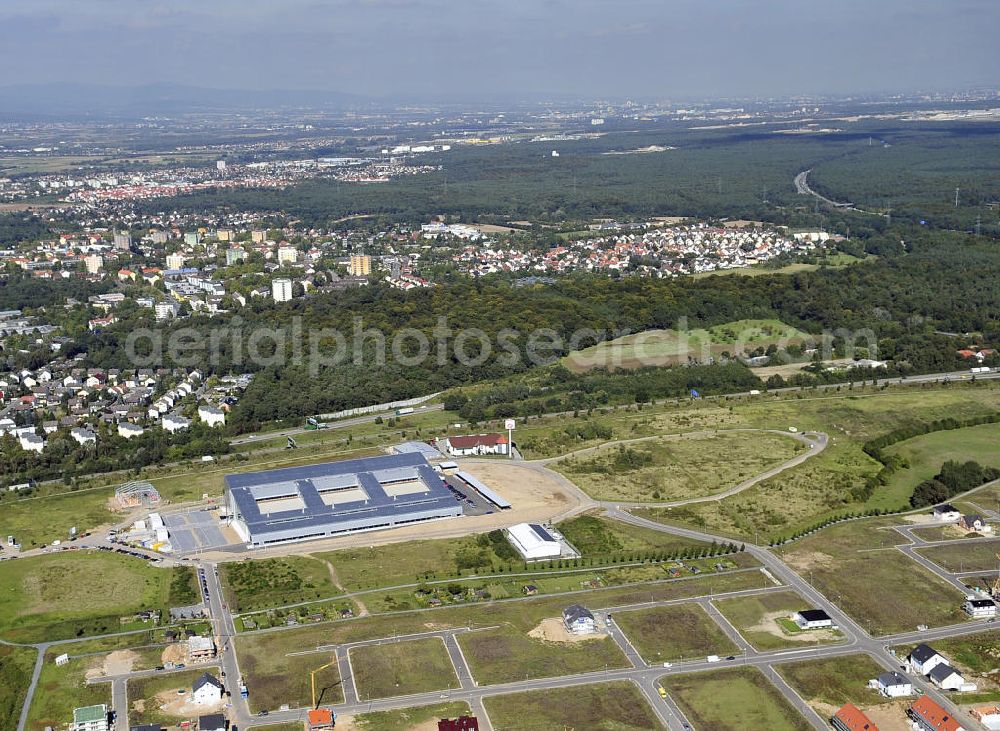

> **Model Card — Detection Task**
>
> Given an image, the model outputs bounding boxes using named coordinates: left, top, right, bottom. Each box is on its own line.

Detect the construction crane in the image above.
left=311, top=657, right=337, bottom=709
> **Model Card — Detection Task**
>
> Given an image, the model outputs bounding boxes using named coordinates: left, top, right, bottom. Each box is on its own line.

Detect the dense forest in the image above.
left=132, top=122, right=1000, bottom=236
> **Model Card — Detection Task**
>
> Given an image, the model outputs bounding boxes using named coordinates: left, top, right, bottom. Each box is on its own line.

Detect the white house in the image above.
left=70, top=427, right=97, bottom=446
left=562, top=604, right=597, bottom=635
left=506, top=523, right=562, bottom=560
left=191, top=672, right=224, bottom=704
left=441, top=433, right=509, bottom=457
left=18, top=433, right=45, bottom=453
left=71, top=704, right=109, bottom=731
left=928, top=663, right=966, bottom=690
left=907, top=643, right=948, bottom=676
left=872, top=670, right=912, bottom=698
left=964, top=598, right=998, bottom=618
left=118, top=422, right=145, bottom=439
left=793, top=609, right=834, bottom=630
left=162, top=414, right=191, bottom=433
left=932, top=504, right=962, bottom=522
left=197, top=404, right=226, bottom=427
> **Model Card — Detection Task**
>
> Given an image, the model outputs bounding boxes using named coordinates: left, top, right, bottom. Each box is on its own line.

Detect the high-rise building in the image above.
left=166, top=253, right=186, bottom=270
left=251, top=230, right=267, bottom=243
left=150, top=230, right=169, bottom=245
left=84, top=254, right=104, bottom=274
left=226, top=247, right=248, bottom=266
left=216, top=160, right=227, bottom=173
left=348, top=254, right=372, bottom=276
left=272, top=278, right=293, bottom=302
left=113, top=232, right=131, bottom=250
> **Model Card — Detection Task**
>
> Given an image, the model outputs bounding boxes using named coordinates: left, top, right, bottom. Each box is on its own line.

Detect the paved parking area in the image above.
left=165, top=510, right=232, bottom=553
left=444, top=476, right=494, bottom=516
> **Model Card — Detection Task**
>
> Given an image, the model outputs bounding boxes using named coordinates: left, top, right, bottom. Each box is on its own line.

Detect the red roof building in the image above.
left=910, top=695, right=965, bottom=731
left=832, top=703, right=878, bottom=731
left=307, top=708, right=335, bottom=730
left=442, top=433, right=509, bottom=456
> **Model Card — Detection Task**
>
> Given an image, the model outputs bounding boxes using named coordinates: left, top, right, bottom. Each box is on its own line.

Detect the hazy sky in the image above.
left=2, top=0, right=998, bottom=99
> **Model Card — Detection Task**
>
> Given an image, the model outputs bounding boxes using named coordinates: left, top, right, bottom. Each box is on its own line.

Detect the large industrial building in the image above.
left=225, top=453, right=462, bottom=548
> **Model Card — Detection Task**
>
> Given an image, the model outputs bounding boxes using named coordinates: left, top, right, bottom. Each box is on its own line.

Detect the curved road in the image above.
left=539, top=428, right=827, bottom=510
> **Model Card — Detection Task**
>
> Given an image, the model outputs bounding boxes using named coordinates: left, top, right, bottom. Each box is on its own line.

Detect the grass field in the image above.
left=220, top=555, right=337, bottom=612
left=916, top=539, right=1000, bottom=573
left=234, top=569, right=768, bottom=697
left=555, top=430, right=804, bottom=502
left=238, top=645, right=343, bottom=713
left=351, top=637, right=460, bottom=700
left=351, top=702, right=472, bottom=731
left=484, top=681, right=662, bottom=731
left=556, top=512, right=709, bottom=556
left=883, top=422, right=1000, bottom=499
left=318, top=535, right=513, bottom=593
left=562, top=318, right=812, bottom=372
left=613, top=603, right=739, bottom=663
left=777, top=654, right=897, bottom=710
left=662, top=667, right=811, bottom=731
left=712, top=591, right=844, bottom=651
left=0, top=644, right=36, bottom=731
left=26, top=649, right=110, bottom=731
left=632, top=382, right=1000, bottom=541
left=127, top=667, right=221, bottom=726
left=0, top=552, right=195, bottom=642
left=779, top=519, right=970, bottom=635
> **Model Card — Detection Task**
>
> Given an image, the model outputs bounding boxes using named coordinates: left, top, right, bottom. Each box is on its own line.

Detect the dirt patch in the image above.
left=528, top=617, right=608, bottom=644
left=903, top=514, right=938, bottom=525
left=161, top=643, right=187, bottom=665
left=745, top=611, right=840, bottom=644
left=104, top=649, right=139, bottom=676
left=151, top=687, right=225, bottom=717
left=783, top=550, right=837, bottom=572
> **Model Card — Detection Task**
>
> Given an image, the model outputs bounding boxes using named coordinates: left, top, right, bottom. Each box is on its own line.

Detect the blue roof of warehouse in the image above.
left=226, top=451, right=427, bottom=489
left=225, top=452, right=456, bottom=535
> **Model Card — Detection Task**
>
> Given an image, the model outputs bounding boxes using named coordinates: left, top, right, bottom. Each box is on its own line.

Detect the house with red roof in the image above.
left=441, top=433, right=509, bottom=456
left=909, top=695, right=965, bottom=731
left=832, top=703, right=878, bottom=731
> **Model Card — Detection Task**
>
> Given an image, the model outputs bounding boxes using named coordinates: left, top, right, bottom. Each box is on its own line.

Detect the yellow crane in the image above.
left=311, top=656, right=337, bottom=709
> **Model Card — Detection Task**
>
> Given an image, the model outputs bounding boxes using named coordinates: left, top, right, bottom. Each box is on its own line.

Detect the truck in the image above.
left=395, top=407, right=414, bottom=416
left=305, top=417, right=328, bottom=430
left=971, top=366, right=991, bottom=374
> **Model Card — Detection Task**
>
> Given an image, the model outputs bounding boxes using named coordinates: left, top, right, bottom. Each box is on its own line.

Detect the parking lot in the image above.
left=165, top=509, right=233, bottom=553
left=444, top=475, right=495, bottom=516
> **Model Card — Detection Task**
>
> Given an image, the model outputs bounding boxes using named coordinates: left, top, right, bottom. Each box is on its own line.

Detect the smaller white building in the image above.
left=928, top=663, right=965, bottom=690
left=118, top=422, right=145, bottom=439
left=562, top=604, right=597, bottom=635
left=70, top=427, right=97, bottom=446
left=506, top=523, right=562, bottom=560
left=272, top=277, right=293, bottom=302
left=964, top=598, right=998, bottom=618
left=18, top=433, right=45, bottom=453
left=872, top=671, right=912, bottom=698
left=932, top=504, right=962, bottom=522
left=198, top=404, right=226, bottom=427
left=793, top=609, right=833, bottom=630
left=191, top=672, right=224, bottom=704
left=162, top=414, right=191, bottom=433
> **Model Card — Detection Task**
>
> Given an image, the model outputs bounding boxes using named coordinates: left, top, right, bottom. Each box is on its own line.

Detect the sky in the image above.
left=1, top=0, right=998, bottom=101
